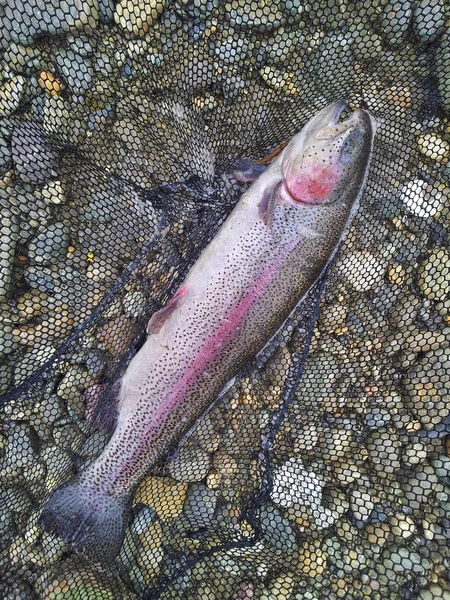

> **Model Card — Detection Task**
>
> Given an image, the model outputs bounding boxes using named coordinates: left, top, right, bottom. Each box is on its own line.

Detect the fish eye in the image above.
left=341, top=133, right=362, bottom=163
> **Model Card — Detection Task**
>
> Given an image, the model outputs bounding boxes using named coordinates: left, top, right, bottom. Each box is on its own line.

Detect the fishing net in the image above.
left=1, top=0, right=450, bottom=598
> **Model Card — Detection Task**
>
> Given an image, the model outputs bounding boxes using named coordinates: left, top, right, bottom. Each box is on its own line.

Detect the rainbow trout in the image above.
left=40, top=101, right=376, bottom=562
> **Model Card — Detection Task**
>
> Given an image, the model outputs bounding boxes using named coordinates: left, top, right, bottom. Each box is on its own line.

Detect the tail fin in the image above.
left=39, top=477, right=130, bottom=564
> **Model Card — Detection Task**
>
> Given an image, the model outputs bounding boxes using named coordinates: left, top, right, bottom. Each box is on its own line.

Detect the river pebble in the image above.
left=0, top=76, right=26, bottom=117
left=417, top=133, right=450, bottom=162
left=114, top=0, right=166, bottom=36
left=11, top=121, right=60, bottom=184
left=0, top=208, right=18, bottom=301
left=399, top=179, right=443, bottom=218
left=417, top=248, right=450, bottom=301
left=380, top=0, right=413, bottom=47
left=260, top=502, right=298, bottom=551
left=225, top=0, right=285, bottom=31
left=404, top=348, right=450, bottom=428
left=183, top=484, right=219, bottom=529
left=134, top=476, right=188, bottom=521
left=13, top=345, right=55, bottom=385
left=413, top=0, right=445, bottom=45
left=28, top=223, right=70, bottom=266
left=168, top=446, right=210, bottom=482
left=336, top=251, right=386, bottom=292
left=38, top=558, right=121, bottom=600
left=55, top=48, right=93, bottom=95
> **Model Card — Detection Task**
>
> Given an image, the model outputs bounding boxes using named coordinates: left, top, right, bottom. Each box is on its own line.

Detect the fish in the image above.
left=39, top=100, right=376, bottom=563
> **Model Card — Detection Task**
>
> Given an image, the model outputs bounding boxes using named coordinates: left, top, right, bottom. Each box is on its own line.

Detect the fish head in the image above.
left=280, top=101, right=376, bottom=207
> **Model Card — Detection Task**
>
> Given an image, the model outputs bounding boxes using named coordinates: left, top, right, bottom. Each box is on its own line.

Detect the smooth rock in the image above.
left=0, top=76, right=26, bottom=117
left=0, top=134, right=11, bottom=168
left=436, top=30, right=450, bottom=112
left=183, top=484, right=218, bottom=529
left=3, top=43, right=42, bottom=74
left=0, top=208, right=18, bottom=301
left=272, top=457, right=324, bottom=510
left=38, top=559, right=120, bottom=600
left=404, top=349, right=450, bottom=429
left=134, top=476, right=188, bottom=521
left=3, top=0, right=99, bottom=46
left=297, top=540, right=327, bottom=577
left=417, top=133, right=450, bottom=162
left=97, top=315, right=137, bottom=359
left=28, top=222, right=69, bottom=265
left=11, top=121, right=60, bottom=184
left=336, top=250, right=386, bottom=292
left=260, top=503, right=298, bottom=551
left=401, top=464, right=438, bottom=509
left=432, top=455, right=450, bottom=480
left=225, top=0, right=285, bottom=31
left=114, top=0, right=166, bottom=36
left=417, top=247, right=450, bottom=301
left=4, top=424, right=37, bottom=468
left=367, top=429, right=401, bottom=474
left=380, top=0, right=413, bottom=47
left=417, top=586, right=450, bottom=600
left=98, top=0, right=115, bottom=22
left=14, top=345, right=55, bottom=385
left=40, top=180, right=66, bottom=205
left=40, top=446, right=73, bottom=493
left=309, top=33, right=356, bottom=98
left=350, top=488, right=375, bottom=522
left=55, top=48, right=93, bottom=94
left=168, top=447, right=210, bottom=482
left=399, top=178, right=443, bottom=218
left=413, top=0, right=445, bottom=44
left=175, top=0, right=218, bottom=19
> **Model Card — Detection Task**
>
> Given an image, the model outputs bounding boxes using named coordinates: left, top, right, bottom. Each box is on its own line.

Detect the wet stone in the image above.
left=336, top=250, right=386, bottom=292
left=436, top=30, right=450, bottom=112
left=14, top=345, right=55, bottom=385
left=380, top=0, right=413, bottom=47
left=55, top=49, right=93, bottom=95
left=0, top=134, right=11, bottom=169
left=225, top=0, right=285, bottom=31
left=413, top=0, right=445, bottom=45
left=28, top=223, right=70, bottom=266
left=4, top=0, right=99, bottom=46
left=183, top=484, right=219, bottom=529
left=0, top=76, right=26, bottom=118
left=4, top=424, right=37, bottom=468
left=175, top=0, right=219, bottom=19
left=0, top=208, right=18, bottom=301
left=168, top=446, right=210, bottom=482
left=134, top=476, right=188, bottom=521
left=11, top=121, right=60, bottom=184
left=260, top=502, right=298, bottom=551
left=114, top=0, right=166, bottom=36
left=403, top=348, right=450, bottom=429
left=417, top=247, right=450, bottom=301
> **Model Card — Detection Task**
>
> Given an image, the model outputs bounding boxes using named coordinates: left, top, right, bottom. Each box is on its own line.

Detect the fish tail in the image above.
left=39, top=477, right=130, bottom=564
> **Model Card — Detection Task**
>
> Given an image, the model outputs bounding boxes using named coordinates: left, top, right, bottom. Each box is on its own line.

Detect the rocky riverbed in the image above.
left=1, top=0, right=450, bottom=599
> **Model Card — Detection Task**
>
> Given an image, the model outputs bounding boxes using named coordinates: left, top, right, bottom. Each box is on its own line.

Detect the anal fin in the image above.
left=147, top=287, right=186, bottom=335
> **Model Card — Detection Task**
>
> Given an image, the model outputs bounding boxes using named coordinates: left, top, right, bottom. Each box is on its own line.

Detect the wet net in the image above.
left=1, top=0, right=450, bottom=598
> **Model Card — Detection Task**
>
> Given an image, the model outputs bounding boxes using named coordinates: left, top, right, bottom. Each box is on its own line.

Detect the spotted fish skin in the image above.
left=40, top=101, right=376, bottom=563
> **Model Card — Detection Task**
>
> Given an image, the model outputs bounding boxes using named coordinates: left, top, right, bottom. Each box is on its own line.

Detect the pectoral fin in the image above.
left=258, top=181, right=282, bottom=229
left=147, top=287, right=186, bottom=334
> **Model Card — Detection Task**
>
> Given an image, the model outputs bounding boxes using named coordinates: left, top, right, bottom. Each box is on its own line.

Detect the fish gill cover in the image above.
left=0, top=1, right=449, bottom=600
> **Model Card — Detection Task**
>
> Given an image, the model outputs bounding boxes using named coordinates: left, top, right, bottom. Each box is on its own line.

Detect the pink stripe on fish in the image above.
left=153, top=257, right=285, bottom=424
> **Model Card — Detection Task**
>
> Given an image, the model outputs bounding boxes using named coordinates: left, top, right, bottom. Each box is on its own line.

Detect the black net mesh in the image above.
left=1, top=0, right=450, bottom=598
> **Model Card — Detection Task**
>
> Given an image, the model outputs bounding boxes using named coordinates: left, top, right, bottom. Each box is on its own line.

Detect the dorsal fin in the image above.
left=147, top=287, right=186, bottom=335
